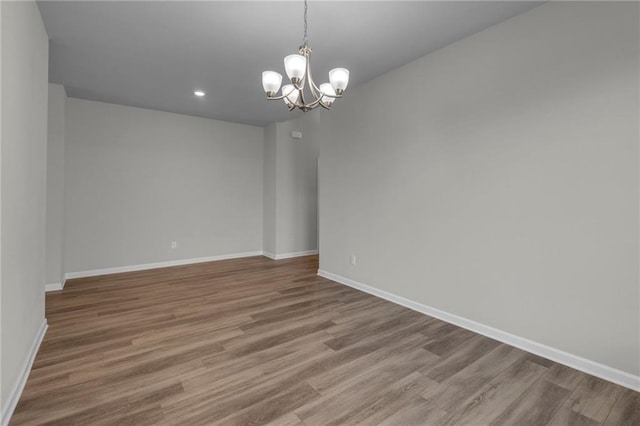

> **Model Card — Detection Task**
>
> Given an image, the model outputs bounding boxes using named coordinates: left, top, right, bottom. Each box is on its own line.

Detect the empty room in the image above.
left=1, top=0, right=639, bottom=424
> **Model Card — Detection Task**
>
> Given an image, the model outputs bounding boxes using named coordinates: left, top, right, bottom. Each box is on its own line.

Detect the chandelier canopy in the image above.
left=261, top=0, right=349, bottom=112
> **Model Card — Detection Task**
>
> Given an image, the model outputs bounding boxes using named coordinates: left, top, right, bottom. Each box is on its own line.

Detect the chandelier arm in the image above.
left=293, top=77, right=306, bottom=91
left=305, top=53, right=343, bottom=103
left=305, top=54, right=322, bottom=100
left=269, top=92, right=340, bottom=102
left=308, top=84, right=322, bottom=103
left=302, top=94, right=327, bottom=110
left=267, top=93, right=296, bottom=101
left=321, top=93, right=342, bottom=99
left=308, top=71, right=322, bottom=96
left=310, top=83, right=322, bottom=99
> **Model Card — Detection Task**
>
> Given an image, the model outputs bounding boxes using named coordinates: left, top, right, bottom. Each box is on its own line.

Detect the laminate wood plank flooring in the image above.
left=10, top=255, right=638, bottom=425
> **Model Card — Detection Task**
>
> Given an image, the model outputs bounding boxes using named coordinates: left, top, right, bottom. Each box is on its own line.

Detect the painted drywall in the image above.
left=1, top=0, right=49, bottom=414
left=45, top=84, right=67, bottom=286
left=319, top=1, right=639, bottom=376
left=275, top=112, right=320, bottom=255
left=263, top=123, right=277, bottom=255
left=262, top=112, right=320, bottom=257
left=64, top=99, right=263, bottom=273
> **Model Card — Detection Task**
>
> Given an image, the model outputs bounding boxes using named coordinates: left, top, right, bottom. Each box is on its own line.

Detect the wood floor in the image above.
left=11, top=255, right=639, bottom=425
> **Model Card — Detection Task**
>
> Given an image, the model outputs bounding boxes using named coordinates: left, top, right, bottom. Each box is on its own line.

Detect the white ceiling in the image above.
left=38, top=1, right=542, bottom=127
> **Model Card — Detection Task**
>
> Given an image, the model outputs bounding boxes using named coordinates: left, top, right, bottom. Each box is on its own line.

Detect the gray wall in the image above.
left=275, top=112, right=320, bottom=255
left=45, top=84, right=67, bottom=285
left=319, top=2, right=639, bottom=375
left=1, top=0, right=49, bottom=413
left=263, top=123, right=277, bottom=255
left=262, top=112, right=320, bottom=257
left=64, top=98, right=264, bottom=273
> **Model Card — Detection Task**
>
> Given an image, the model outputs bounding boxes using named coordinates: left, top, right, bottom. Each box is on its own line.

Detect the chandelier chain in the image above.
left=303, top=0, right=308, bottom=46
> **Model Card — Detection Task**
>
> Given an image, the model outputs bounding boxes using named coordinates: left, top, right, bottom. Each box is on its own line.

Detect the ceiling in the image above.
left=38, top=1, right=542, bottom=127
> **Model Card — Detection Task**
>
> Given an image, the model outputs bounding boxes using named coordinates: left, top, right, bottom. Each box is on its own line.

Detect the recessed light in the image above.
left=194, top=90, right=205, bottom=97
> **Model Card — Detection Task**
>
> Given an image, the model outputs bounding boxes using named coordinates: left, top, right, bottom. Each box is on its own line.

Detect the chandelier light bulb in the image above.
left=329, top=68, right=349, bottom=94
left=319, top=83, right=336, bottom=106
left=284, top=54, right=307, bottom=84
left=262, top=71, right=283, bottom=96
left=282, top=84, right=299, bottom=107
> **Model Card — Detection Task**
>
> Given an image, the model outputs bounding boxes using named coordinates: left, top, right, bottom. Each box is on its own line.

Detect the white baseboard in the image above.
left=45, top=282, right=64, bottom=292
left=64, top=251, right=264, bottom=280
left=1, top=319, right=48, bottom=426
left=317, top=269, right=640, bottom=392
left=263, top=250, right=318, bottom=260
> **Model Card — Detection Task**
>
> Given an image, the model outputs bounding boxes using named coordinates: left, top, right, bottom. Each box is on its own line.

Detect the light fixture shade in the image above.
left=284, top=54, right=307, bottom=81
left=282, top=84, right=299, bottom=106
left=262, top=71, right=283, bottom=95
left=329, top=68, right=349, bottom=91
left=320, top=83, right=336, bottom=105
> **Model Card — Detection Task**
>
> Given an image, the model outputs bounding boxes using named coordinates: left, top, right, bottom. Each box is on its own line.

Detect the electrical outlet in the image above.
left=171, top=241, right=178, bottom=249
left=350, top=255, right=357, bottom=265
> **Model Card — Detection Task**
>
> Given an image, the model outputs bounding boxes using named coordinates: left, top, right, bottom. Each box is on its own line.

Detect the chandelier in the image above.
left=261, top=0, right=350, bottom=111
